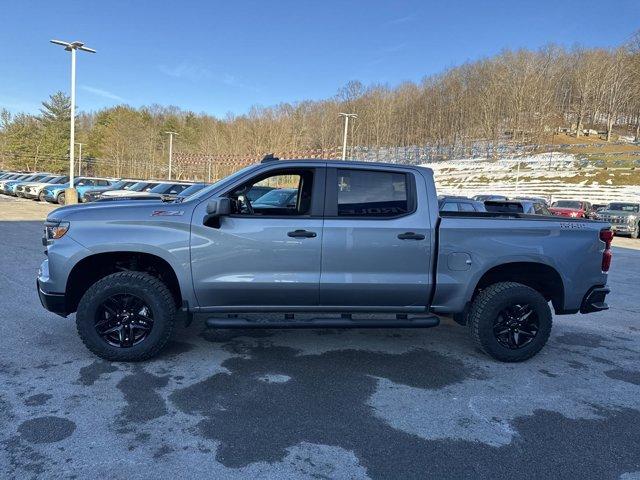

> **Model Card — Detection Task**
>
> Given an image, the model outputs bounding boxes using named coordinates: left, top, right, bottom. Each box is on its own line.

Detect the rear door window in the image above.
left=335, top=169, right=409, bottom=217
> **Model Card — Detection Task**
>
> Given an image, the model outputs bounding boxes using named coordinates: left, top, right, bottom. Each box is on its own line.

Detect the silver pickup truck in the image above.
left=37, top=159, right=613, bottom=362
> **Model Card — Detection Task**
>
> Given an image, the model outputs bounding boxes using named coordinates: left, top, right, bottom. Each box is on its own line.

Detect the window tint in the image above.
left=97, top=180, right=110, bottom=186
left=336, top=169, right=408, bottom=217
left=458, top=202, right=475, bottom=212
left=441, top=202, right=458, bottom=212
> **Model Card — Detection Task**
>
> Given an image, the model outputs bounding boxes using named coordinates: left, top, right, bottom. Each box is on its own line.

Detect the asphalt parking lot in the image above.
left=0, top=195, right=639, bottom=480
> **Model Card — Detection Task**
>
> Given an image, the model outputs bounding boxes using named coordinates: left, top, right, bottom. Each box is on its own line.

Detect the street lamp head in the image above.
left=50, top=39, right=96, bottom=53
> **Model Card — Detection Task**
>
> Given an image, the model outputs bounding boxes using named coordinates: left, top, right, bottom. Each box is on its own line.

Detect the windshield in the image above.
left=51, top=176, right=69, bottom=184
left=608, top=203, right=639, bottom=213
left=253, top=189, right=297, bottom=206
left=108, top=180, right=127, bottom=189
left=36, top=176, right=55, bottom=183
left=552, top=200, right=582, bottom=209
left=128, top=182, right=155, bottom=192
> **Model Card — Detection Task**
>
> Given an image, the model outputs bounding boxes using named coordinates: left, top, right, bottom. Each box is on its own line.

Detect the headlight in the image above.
left=44, top=221, right=70, bottom=241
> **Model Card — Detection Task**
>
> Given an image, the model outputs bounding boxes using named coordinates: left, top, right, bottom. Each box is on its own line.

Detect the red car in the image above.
left=549, top=200, right=593, bottom=218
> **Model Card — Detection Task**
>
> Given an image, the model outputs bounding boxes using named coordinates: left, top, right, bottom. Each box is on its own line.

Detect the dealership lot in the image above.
left=1, top=195, right=639, bottom=479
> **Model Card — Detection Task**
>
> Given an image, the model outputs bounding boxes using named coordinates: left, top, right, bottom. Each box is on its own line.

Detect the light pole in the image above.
left=165, top=131, right=178, bottom=179
left=338, top=113, right=358, bottom=160
left=50, top=39, right=95, bottom=204
left=75, top=142, right=84, bottom=175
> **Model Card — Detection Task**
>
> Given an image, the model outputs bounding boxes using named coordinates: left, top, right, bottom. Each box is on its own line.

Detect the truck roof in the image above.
left=257, top=158, right=433, bottom=172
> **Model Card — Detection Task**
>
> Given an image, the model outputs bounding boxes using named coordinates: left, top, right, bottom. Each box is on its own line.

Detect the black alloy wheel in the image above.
left=493, top=303, right=539, bottom=349
left=95, top=293, right=154, bottom=348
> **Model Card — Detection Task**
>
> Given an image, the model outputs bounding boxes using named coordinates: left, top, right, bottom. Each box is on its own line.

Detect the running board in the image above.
left=205, top=315, right=440, bottom=329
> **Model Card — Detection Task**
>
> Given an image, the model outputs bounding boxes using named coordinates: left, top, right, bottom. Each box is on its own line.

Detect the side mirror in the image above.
left=204, top=198, right=231, bottom=226
left=206, top=198, right=231, bottom=216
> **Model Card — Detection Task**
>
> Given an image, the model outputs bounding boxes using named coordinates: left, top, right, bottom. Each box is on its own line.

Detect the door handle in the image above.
left=397, top=232, right=425, bottom=240
left=287, top=229, right=317, bottom=238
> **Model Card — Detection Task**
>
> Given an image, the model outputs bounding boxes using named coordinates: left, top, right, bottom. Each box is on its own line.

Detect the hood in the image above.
left=101, top=189, right=150, bottom=197
left=103, top=190, right=158, bottom=197
left=47, top=198, right=179, bottom=222
left=21, top=181, right=51, bottom=189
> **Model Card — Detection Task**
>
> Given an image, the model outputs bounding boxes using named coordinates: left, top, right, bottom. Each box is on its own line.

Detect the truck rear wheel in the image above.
left=468, top=282, right=552, bottom=362
left=75, top=271, right=176, bottom=361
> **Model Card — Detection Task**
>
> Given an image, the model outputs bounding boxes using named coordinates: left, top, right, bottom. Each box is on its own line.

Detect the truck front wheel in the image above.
left=468, top=282, right=552, bottom=362
left=75, top=271, right=176, bottom=361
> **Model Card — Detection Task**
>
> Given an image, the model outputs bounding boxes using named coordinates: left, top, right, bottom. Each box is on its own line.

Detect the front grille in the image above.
left=601, top=216, right=625, bottom=224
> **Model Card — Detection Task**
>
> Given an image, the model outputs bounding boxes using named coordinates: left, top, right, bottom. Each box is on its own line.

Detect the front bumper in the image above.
left=37, top=279, right=68, bottom=317
left=580, top=286, right=610, bottom=314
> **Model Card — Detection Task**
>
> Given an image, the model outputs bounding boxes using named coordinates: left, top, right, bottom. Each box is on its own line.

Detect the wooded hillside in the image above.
left=1, top=33, right=639, bottom=176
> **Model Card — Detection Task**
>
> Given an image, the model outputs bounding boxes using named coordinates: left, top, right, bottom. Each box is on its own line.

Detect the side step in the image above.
left=205, top=314, right=440, bottom=329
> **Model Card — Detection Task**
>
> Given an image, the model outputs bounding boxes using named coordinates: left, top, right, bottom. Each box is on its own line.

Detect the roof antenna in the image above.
left=261, top=153, right=279, bottom=163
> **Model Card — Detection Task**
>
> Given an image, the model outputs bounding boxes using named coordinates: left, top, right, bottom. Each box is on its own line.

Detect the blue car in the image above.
left=42, top=177, right=116, bottom=204
left=1, top=173, right=52, bottom=196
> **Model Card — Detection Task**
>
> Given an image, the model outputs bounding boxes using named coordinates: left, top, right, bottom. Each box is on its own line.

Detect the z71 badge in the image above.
left=151, top=210, right=184, bottom=216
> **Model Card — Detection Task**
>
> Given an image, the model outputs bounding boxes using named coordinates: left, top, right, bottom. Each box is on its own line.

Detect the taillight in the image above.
left=600, top=229, right=613, bottom=272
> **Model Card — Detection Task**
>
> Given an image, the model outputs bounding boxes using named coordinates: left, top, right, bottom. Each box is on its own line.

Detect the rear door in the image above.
left=320, top=166, right=433, bottom=309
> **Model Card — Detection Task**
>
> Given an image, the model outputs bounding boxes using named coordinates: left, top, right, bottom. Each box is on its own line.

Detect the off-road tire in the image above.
left=76, top=271, right=176, bottom=361
left=468, top=281, right=552, bottom=362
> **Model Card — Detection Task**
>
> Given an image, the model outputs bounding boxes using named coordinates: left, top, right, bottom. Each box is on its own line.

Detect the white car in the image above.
left=98, top=182, right=193, bottom=202
left=98, top=181, right=161, bottom=200
left=19, top=175, right=69, bottom=200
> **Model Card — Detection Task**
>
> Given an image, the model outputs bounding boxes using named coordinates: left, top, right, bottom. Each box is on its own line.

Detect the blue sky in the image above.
left=1, top=0, right=638, bottom=117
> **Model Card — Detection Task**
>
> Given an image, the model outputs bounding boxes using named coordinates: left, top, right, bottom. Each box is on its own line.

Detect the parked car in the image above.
left=484, top=199, right=552, bottom=215
left=438, top=195, right=486, bottom=212
left=174, top=183, right=208, bottom=201
left=0, top=172, right=21, bottom=180
left=38, top=159, right=612, bottom=363
left=98, top=181, right=161, bottom=200
left=1, top=173, right=53, bottom=196
left=252, top=188, right=299, bottom=209
left=20, top=176, right=70, bottom=201
left=0, top=173, right=30, bottom=194
left=246, top=185, right=276, bottom=202
left=16, top=175, right=67, bottom=198
left=81, top=180, right=140, bottom=202
left=15, top=175, right=53, bottom=197
left=593, top=202, right=640, bottom=238
left=513, top=196, right=549, bottom=207
left=41, top=177, right=116, bottom=204
left=96, top=182, right=193, bottom=202
left=549, top=200, right=593, bottom=218
left=473, top=194, right=508, bottom=202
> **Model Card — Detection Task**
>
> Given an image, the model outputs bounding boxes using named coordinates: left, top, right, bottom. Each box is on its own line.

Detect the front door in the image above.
left=191, top=166, right=325, bottom=308
left=320, top=166, right=433, bottom=309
